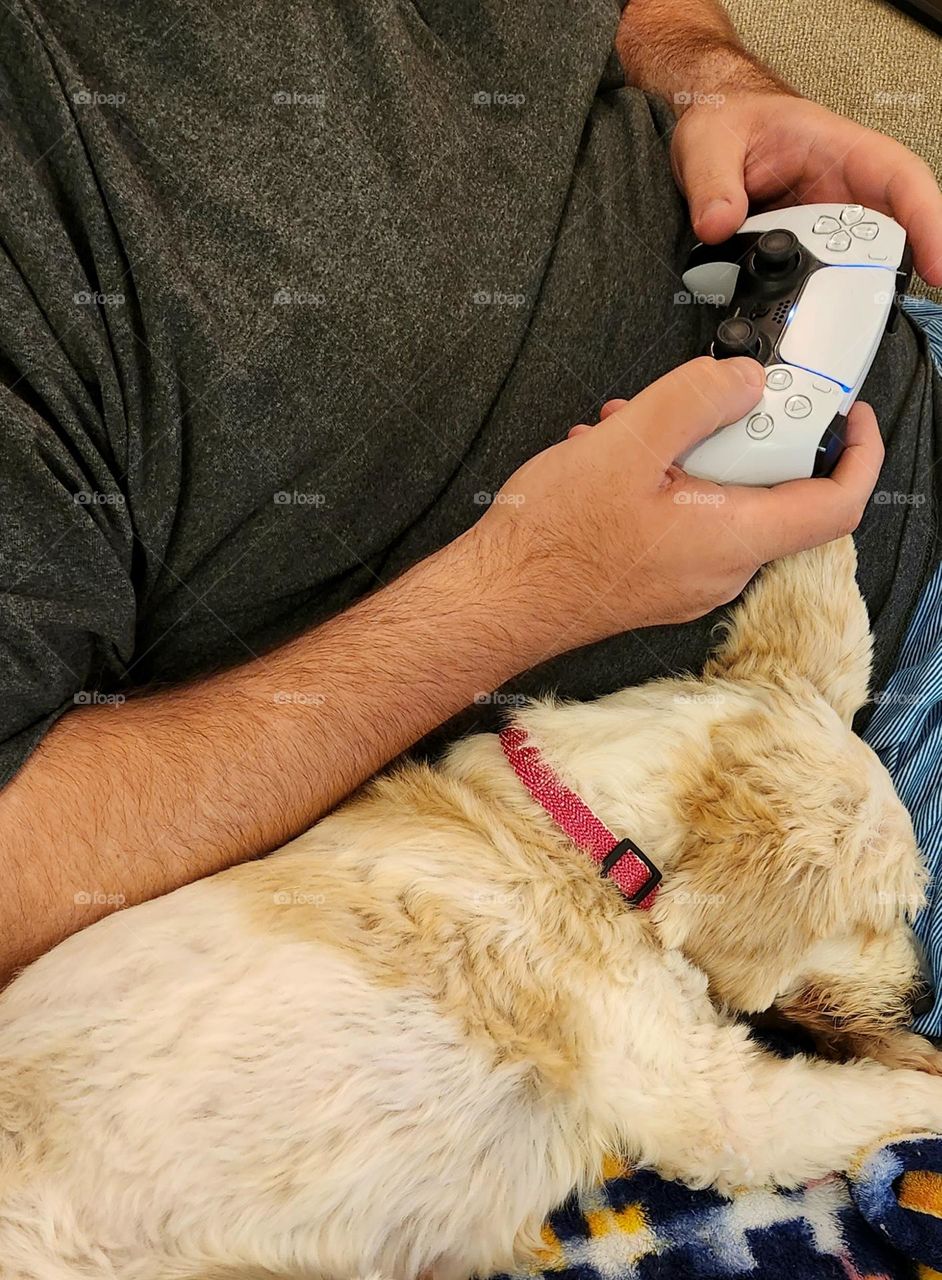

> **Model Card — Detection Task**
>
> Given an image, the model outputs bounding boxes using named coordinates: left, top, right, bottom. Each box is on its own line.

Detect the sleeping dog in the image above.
left=1, top=535, right=940, bottom=1280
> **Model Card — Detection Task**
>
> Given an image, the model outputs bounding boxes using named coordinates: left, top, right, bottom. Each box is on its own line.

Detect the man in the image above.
left=0, top=0, right=938, bottom=983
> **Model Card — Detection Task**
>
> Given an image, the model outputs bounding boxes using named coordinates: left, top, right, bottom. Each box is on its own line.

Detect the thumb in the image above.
left=604, top=356, right=765, bottom=472
left=672, top=112, right=750, bottom=243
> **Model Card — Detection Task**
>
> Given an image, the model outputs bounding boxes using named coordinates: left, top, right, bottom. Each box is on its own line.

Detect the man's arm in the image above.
left=0, top=357, right=882, bottom=986
left=0, top=521, right=555, bottom=984
left=615, top=0, right=795, bottom=116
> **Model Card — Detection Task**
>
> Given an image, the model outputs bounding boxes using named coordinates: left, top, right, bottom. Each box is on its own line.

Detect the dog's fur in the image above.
left=2, top=536, right=941, bottom=1280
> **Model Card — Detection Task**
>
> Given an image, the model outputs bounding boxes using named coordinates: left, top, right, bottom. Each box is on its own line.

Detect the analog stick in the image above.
left=754, top=229, right=801, bottom=275
left=712, top=316, right=763, bottom=360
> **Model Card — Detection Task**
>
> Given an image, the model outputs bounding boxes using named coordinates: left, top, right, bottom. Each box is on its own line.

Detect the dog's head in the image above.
left=651, top=537, right=930, bottom=1054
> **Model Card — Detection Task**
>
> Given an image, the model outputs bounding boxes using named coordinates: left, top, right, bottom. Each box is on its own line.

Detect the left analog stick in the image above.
left=712, top=316, right=763, bottom=360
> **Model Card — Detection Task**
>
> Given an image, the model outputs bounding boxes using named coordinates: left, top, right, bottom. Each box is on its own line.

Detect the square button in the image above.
left=813, top=216, right=841, bottom=234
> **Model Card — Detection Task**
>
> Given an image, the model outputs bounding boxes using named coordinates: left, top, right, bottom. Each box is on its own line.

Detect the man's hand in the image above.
left=672, top=91, right=942, bottom=286
left=615, top=0, right=942, bottom=287
left=0, top=355, right=882, bottom=986
left=478, top=356, right=884, bottom=655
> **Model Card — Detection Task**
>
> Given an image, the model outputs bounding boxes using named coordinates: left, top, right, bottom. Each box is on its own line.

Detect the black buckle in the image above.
left=600, top=837, right=662, bottom=906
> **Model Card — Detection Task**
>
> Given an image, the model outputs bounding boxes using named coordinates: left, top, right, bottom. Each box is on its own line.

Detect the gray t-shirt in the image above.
left=0, top=0, right=939, bottom=781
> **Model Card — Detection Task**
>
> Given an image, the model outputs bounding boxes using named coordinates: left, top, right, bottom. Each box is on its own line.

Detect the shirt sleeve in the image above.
left=0, top=380, right=136, bottom=788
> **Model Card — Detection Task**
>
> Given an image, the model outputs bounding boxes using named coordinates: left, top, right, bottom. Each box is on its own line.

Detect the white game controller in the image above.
left=677, top=204, right=912, bottom=486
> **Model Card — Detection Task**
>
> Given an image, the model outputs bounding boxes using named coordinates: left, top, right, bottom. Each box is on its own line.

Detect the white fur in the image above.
left=1, top=539, right=940, bottom=1279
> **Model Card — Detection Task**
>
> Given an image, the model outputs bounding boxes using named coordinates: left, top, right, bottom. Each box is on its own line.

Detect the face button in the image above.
left=851, top=222, right=879, bottom=240
left=766, top=368, right=793, bottom=390
left=813, top=215, right=841, bottom=234
left=785, top=395, right=813, bottom=419
left=826, top=230, right=852, bottom=252
left=746, top=413, right=774, bottom=439
left=840, top=205, right=865, bottom=225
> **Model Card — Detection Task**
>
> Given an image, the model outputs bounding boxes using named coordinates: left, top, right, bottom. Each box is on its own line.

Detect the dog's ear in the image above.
left=704, top=536, right=872, bottom=726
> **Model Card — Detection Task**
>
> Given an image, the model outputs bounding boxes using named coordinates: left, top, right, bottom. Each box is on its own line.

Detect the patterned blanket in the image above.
left=502, top=1137, right=942, bottom=1280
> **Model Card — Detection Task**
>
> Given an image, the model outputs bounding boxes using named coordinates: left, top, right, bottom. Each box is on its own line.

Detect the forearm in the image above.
left=615, top=0, right=795, bottom=115
left=0, top=522, right=554, bottom=983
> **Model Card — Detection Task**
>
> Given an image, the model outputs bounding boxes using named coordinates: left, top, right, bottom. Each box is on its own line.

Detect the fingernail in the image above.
left=699, top=197, right=732, bottom=226
left=735, top=359, right=765, bottom=388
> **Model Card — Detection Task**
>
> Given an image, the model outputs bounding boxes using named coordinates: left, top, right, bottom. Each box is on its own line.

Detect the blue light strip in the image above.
left=782, top=361, right=854, bottom=395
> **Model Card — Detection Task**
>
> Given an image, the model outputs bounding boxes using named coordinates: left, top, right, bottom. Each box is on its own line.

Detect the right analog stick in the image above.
left=712, top=316, right=763, bottom=360
left=754, top=229, right=801, bottom=276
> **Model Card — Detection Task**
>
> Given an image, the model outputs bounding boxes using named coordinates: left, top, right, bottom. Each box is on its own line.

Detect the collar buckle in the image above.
left=601, top=838, right=663, bottom=906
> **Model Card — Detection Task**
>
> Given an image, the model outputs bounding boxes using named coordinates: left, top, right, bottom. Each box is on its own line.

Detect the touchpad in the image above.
left=778, top=266, right=894, bottom=391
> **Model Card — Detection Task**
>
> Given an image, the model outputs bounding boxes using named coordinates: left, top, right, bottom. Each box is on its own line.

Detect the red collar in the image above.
left=499, top=726, right=661, bottom=909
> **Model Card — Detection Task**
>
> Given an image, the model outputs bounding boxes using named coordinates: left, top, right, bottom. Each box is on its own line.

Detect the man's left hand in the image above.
left=671, top=89, right=942, bottom=287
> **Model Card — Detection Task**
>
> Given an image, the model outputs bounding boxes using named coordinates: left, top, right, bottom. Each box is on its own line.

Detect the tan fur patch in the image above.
left=224, top=761, right=645, bottom=1093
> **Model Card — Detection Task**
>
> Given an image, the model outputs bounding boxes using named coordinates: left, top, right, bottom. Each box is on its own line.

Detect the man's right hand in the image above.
left=478, top=355, right=884, bottom=656
left=0, top=355, right=883, bottom=986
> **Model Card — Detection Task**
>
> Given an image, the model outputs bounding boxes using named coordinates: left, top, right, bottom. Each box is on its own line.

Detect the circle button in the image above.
left=766, top=368, right=793, bottom=391
left=746, top=413, right=774, bottom=439
left=785, top=395, right=813, bottom=419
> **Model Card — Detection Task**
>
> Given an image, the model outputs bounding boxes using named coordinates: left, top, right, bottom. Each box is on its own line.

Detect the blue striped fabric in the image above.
left=864, top=297, right=942, bottom=1036
left=903, top=295, right=942, bottom=358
